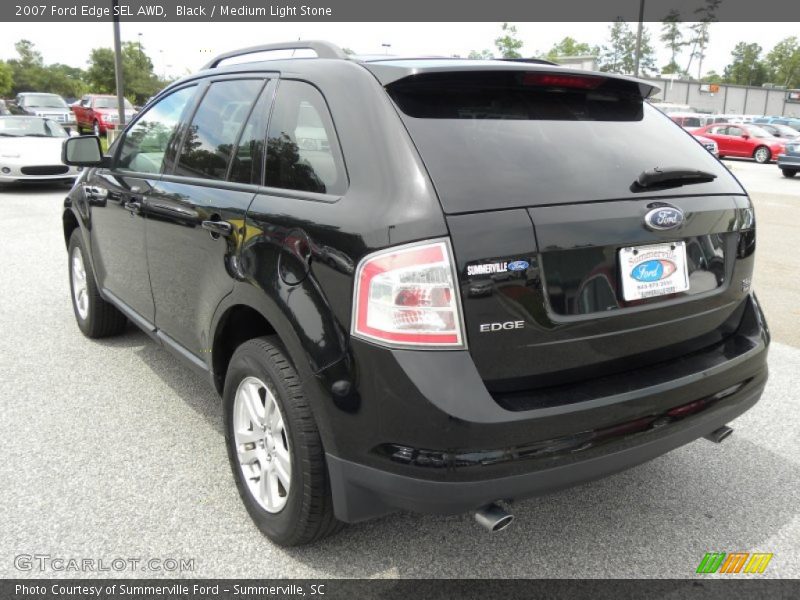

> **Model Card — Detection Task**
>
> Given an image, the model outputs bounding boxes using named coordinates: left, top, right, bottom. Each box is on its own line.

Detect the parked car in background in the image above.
left=72, top=94, right=137, bottom=135
left=691, top=133, right=719, bottom=157
left=13, top=93, right=77, bottom=131
left=693, top=123, right=786, bottom=163
left=0, top=116, right=80, bottom=187
left=754, top=116, right=800, bottom=131
left=759, top=123, right=800, bottom=140
left=0, top=99, right=10, bottom=115
left=670, top=112, right=705, bottom=128
left=777, top=140, right=800, bottom=178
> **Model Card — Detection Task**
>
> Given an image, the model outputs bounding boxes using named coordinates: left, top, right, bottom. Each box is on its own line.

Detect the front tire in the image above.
left=92, top=120, right=100, bottom=136
left=753, top=146, right=771, bottom=164
left=223, top=337, right=342, bottom=546
left=781, top=168, right=797, bottom=178
left=68, top=229, right=127, bottom=338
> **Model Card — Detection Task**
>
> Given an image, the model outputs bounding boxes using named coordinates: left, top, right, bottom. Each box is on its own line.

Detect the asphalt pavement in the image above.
left=0, top=160, right=798, bottom=578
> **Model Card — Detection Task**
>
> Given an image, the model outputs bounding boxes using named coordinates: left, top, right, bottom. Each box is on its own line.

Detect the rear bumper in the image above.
left=328, top=371, right=765, bottom=521
left=323, top=293, right=769, bottom=523
left=777, top=154, right=800, bottom=169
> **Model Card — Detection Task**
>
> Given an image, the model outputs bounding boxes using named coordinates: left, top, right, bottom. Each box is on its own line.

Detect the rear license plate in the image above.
left=619, top=241, right=690, bottom=301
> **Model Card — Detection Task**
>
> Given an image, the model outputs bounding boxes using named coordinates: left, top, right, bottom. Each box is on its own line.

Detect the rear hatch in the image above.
left=381, top=65, right=754, bottom=405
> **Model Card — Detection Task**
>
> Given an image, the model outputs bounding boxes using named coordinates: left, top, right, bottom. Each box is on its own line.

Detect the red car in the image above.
left=693, top=123, right=785, bottom=163
left=71, top=94, right=136, bottom=136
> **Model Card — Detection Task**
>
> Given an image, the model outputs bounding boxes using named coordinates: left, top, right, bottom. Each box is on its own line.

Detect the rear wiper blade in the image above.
left=635, top=167, right=717, bottom=189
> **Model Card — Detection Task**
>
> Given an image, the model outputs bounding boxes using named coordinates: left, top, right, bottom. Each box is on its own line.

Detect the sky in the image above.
left=0, top=21, right=797, bottom=80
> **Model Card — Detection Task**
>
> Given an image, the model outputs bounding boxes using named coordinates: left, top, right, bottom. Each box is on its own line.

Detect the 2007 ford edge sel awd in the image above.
left=61, top=41, right=769, bottom=545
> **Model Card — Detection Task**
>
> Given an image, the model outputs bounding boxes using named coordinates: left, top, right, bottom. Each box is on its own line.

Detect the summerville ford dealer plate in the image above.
left=619, top=241, right=690, bottom=301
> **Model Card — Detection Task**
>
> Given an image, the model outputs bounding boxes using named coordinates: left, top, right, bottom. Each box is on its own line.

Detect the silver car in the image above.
left=0, top=116, right=81, bottom=186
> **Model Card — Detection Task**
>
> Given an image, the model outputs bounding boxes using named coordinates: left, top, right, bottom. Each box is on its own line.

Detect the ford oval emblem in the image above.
left=507, top=260, right=529, bottom=272
left=644, top=206, right=684, bottom=231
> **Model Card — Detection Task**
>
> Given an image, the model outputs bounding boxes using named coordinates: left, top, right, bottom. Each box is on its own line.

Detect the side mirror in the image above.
left=741, top=134, right=750, bottom=139
left=62, top=135, right=105, bottom=167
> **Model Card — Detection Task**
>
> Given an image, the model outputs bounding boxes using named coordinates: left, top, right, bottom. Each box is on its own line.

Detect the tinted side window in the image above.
left=265, top=80, right=346, bottom=195
left=229, top=85, right=271, bottom=185
left=116, top=86, right=196, bottom=174
left=174, top=79, right=264, bottom=180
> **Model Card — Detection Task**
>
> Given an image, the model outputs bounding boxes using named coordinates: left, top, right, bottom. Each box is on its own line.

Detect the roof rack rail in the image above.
left=202, top=40, right=347, bottom=69
left=499, top=58, right=559, bottom=66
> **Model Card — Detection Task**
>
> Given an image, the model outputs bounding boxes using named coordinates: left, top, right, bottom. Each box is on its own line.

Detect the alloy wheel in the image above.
left=71, top=247, right=89, bottom=320
left=233, top=376, right=292, bottom=513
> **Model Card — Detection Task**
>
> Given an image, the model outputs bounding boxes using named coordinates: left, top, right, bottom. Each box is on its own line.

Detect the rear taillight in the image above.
left=351, top=239, right=465, bottom=349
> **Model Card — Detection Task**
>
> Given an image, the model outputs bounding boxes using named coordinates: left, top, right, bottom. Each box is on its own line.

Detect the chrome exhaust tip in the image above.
left=704, top=425, right=733, bottom=444
left=475, top=503, right=514, bottom=533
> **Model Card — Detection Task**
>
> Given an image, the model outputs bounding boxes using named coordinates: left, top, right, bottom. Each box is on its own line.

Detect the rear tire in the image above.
left=223, top=336, right=343, bottom=546
left=93, top=120, right=100, bottom=136
left=68, top=229, right=127, bottom=338
left=782, top=168, right=797, bottom=178
left=753, top=146, right=771, bottom=164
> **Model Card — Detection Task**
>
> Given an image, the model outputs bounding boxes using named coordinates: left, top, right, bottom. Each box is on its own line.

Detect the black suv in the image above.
left=62, top=41, right=769, bottom=546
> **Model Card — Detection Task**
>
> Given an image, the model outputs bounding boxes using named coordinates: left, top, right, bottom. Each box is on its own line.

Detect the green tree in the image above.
left=598, top=20, right=630, bottom=74
left=8, top=39, right=46, bottom=92
left=0, top=61, right=13, bottom=97
left=598, top=19, right=656, bottom=75
left=765, top=37, right=800, bottom=88
left=545, top=37, right=594, bottom=62
left=637, top=27, right=658, bottom=76
left=685, top=0, right=722, bottom=79
left=494, top=23, right=523, bottom=59
left=86, top=42, right=166, bottom=105
left=660, top=9, right=686, bottom=74
left=723, top=42, right=768, bottom=87
left=467, top=49, right=494, bottom=60
left=6, top=39, right=85, bottom=97
left=41, top=64, right=86, bottom=99
left=701, top=70, right=723, bottom=84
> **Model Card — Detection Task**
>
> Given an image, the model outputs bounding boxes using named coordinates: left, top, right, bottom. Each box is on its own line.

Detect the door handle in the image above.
left=124, top=199, right=143, bottom=215
left=201, top=220, right=234, bottom=238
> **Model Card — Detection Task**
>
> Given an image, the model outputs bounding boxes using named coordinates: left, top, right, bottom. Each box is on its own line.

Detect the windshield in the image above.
left=93, top=97, right=133, bottom=109
left=21, top=94, right=67, bottom=108
left=0, top=116, right=68, bottom=137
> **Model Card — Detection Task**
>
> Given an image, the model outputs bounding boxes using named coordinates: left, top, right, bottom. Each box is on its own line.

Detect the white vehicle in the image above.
left=0, top=116, right=80, bottom=186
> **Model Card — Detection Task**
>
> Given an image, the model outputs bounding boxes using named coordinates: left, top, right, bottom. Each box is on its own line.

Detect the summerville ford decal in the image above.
left=467, top=260, right=529, bottom=276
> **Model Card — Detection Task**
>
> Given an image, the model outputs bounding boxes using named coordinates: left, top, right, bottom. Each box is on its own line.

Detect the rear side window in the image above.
left=174, top=79, right=265, bottom=180
left=385, top=70, right=739, bottom=212
left=229, top=85, right=271, bottom=185
left=116, top=86, right=196, bottom=174
left=265, top=80, right=346, bottom=195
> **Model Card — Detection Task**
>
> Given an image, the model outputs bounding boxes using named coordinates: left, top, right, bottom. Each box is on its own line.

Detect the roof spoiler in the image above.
left=371, top=64, right=659, bottom=99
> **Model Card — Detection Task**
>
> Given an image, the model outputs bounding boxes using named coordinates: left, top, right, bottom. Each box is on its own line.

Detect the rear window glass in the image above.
left=386, top=71, right=741, bottom=213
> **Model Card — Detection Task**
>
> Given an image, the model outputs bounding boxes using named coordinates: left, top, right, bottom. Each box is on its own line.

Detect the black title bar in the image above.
left=4, top=0, right=800, bottom=22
